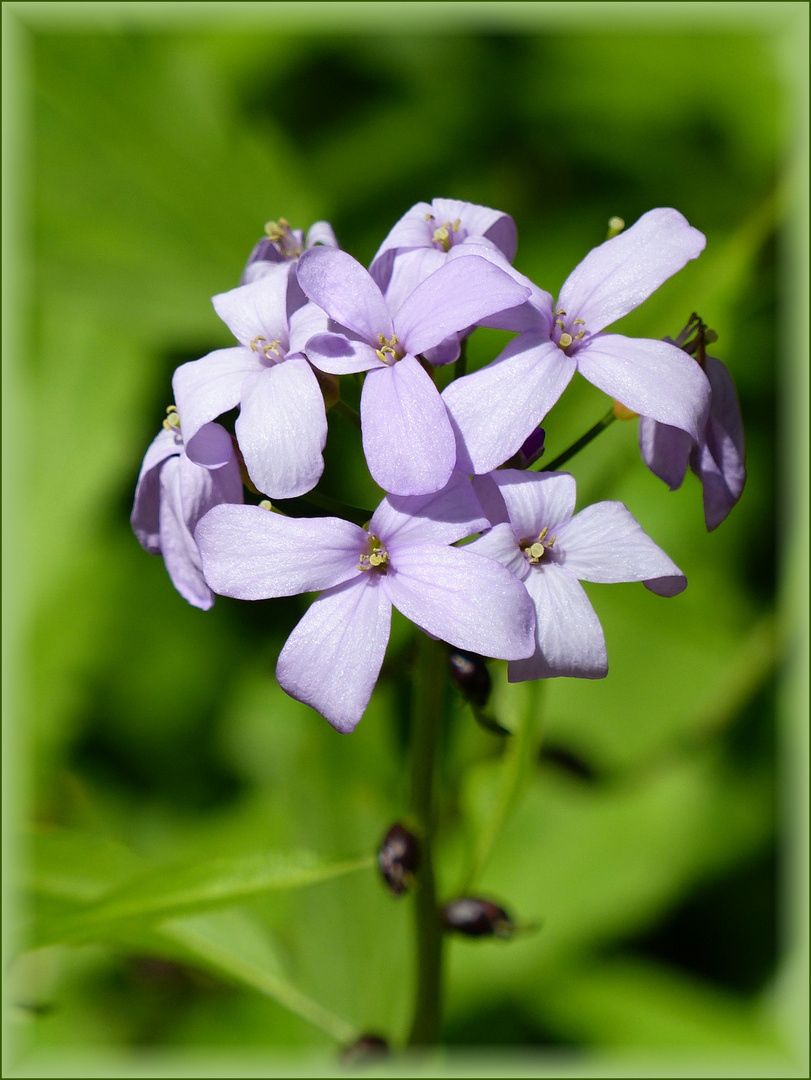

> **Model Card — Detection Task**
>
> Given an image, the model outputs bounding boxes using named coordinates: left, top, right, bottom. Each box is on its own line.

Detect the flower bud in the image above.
left=378, top=822, right=419, bottom=896
left=339, top=1034, right=389, bottom=1066
left=448, top=649, right=491, bottom=710
left=441, top=897, right=515, bottom=938
left=516, top=426, right=546, bottom=468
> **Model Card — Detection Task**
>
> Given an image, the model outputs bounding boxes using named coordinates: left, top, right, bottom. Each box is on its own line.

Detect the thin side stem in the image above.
left=542, top=407, right=617, bottom=472
left=406, top=634, right=446, bottom=1047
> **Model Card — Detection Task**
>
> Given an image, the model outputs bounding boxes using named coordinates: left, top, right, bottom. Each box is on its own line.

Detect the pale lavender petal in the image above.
left=304, top=332, right=384, bottom=375
left=448, top=249, right=554, bottom=335
left=195, top=505, right=365, bottom=599
left=638, top=415, right=693, bottom=490
left=554, top=501, right=684, bottom=584
left=443, top=336, right=575, bottom=474
left=361, top=356, right=455, bottom=496
left=394, top=256, right=530, bottom=356
left=172, top=347, right=260, bottom=450
left=577, top=335, right=710, bottom=442
left=465, top=522, right=528, bottom=580
left=369, top=472, right=488, bottom=547
left=212, top=263, right=291, bottom=348
left=187, top=421, right=237, bottom=470
left=433, top=198, right=516, bottom=256
left=287, top=300, right=332, bottom=355
left=508, top=565, right=607, bottom=681
left=236, top=360, right=327, bottom=499
left=131, top=427, right=182, bottom=553
left=158, top=456, right=214, bottom=610
left=305, top=221, right=339, bottom=249
left=558, top=208, right=706, bottom=332
left=644, top=575, right=688, bottom=597
left=471, top=474, right=509, bottom=527
left=381, top=247, right=447, bottom=314
left=492, top=470, right=578, bottom=537
left=422, top=335, right=462, bottom=367
left=277, top=575, right=392, bottom=733
left=296, top=247, right=393, bottom=342
left=691, top=356, right=746, bottom=531
left=383, top=544, right=535, bottom=660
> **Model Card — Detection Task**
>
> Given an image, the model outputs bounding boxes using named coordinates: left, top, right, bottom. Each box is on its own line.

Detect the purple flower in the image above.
left=241, top=218, right=339, bottom=285
left=466, top=470, right=685, bottom=682
left=172, top=262, right=330, bottom=500
left=296, top=246, right=530, bottom=496
left=131, top=416, right=244, bottom=610
left=639, top=318, right=745, bottom=531
left=443, top=209, right=712, bottom=475
left=195, top=474, right=536, bottom=731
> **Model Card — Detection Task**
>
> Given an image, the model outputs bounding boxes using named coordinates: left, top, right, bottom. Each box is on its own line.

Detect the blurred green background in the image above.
left=5, top=3, right=806, bottom=1075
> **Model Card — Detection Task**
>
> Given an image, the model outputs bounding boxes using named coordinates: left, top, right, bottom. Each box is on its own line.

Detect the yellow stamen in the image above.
left=263, top=340, right=283, bottom=359
left=573, top=318, right=585, bottom=326
left=249, top=335, right=267, bottom=353
left=162, top=405, right=181, bottom=431
left=558, top=333, right=573, bottom=349
left=555, top=309, right=567, bottom=317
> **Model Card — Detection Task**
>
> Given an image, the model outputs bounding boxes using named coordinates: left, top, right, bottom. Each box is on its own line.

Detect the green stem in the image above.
left=406, top=634, right=446, bottom=1046
left=332, top=398, right=362, bottom=430
left=542, top=407, right=617, bottom=472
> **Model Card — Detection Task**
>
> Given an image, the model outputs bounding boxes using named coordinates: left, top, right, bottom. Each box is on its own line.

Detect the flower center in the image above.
left=424, top=214, right=464, bottom=253
left=263, top=218, right=302, bottom=260
left=375, top=333, right=404, bottom=364
left=249, top=335, right=286, bottom=363
left=551, top=309, right=588, bottom=353
left=358, top=535, right=389, bottom=573
left=519, top=526, right=556, bottom=565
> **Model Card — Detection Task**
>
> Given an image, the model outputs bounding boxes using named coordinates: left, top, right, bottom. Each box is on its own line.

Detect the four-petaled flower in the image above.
left=195, top=475, right=536, bottom=731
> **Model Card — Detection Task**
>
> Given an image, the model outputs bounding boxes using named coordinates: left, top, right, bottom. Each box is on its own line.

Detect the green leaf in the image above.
left=36, top=849, right=374, bottom=946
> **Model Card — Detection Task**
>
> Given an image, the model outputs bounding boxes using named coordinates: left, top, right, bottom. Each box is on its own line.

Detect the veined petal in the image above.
left=380, top=247, right=447, bottom=314
left=131, top=427, right=182, bottom=553
left=172, top=347, right=260, bottom=451
left=236, top=360, right=327, bottom=499
left=558, top=208, right=706, bottom=332
left=577, top=335, right=710, bottom=442
left=305, top=220, right=339, bottom=249
left=466, top=522, right=528, bottom=581
left=277, top=576, right=392, bottom=733
left=691, top=355, right=746, bottom=531
left=304, top=332, right=384, bottom=375
left=195, top=505, right=365, bottom=599
left=212, top=263, right=291, bottom=348
left=369, top=472, right=488, bottom=547
left=177, top=441, right=243, bottom=533
left=394, top=255, right=529, bottom=357
left=508, top=565, right=607, bottom=681
left=288, top=301, right=332, bottom=355
left=383, top=544, right=535, bottom=660
left=297, top=247, right=393, bottom=342
left=361, top=356, right=455, bottom=496
left=492, top=470, right=577, bottom=538
left=555, top=501, right=684, bottom=584
left=443, top=336, right=575, bottom=474
left=158, top=456, right=214, bottom=611
left=638, top=415, right=693, bottom=490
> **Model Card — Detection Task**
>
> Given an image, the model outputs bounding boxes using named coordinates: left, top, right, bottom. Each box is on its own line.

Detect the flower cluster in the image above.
left=133, top=200, right=745, bottom=731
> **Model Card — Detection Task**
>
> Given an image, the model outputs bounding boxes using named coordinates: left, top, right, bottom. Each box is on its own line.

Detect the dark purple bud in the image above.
left=441, top=897, right=515, bottom=938
left=378, top=823, right=420, bottom=896
left=448, top=649, right=491, bottom=710
left=339, top=1034, right=389, bottom=1065
left=516, top=426, right=545, bottom=468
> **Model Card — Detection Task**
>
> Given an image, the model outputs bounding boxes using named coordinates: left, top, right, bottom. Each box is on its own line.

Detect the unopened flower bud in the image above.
left=516, top=426, right=546, bottom=468
left=448, top=649, right=491, bottom=710
left=378, top=823, right=419, bottom=896
left=441, top=897, right=515, bottom=938
left=339, top=1034, right=389, bottom=1066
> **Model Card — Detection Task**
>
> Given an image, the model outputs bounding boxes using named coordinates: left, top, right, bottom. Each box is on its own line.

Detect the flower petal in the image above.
left=158, top=456, right=214, bottom=611
left=465, top=522, right=528, bottom=581
left=131, top=427, right=182, bottom=553
left=212, top=263, right=291, bottom=348
left=492, top=470, right=578, bottom=538
left=287, top=300, right=332, bottom=355
left=236, top=359, right=327, bottom=499
left=369, top=472, right=488, bottom=547
left=277, top=575, right=392, bottom=733
left=690, top=356, right=746, bottom=531
left=554, top=501, right=684, bottom=584
left=305, top=220, right=339, bottom=249
left=303, top=332, right=384, bottom=375
left=558, top=208, right=706, bottom=332
left=296, top=247, right=393, bottom=342
left=508, top=565, right=607, bottom=681
left=172, top=347, right=260, bottom=451
left=195, top=505, right=365, bottom=599
left=361, top=356, right=456, bottom=496
left=394, top=255, right=529, bottom=357
left=577, top=335, right=710, bottom=442
left=383, top=544, right=535, bottom=660
left=443, top=335, right=575, bottom=474
left=638, top=415, right=693, bottom=490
